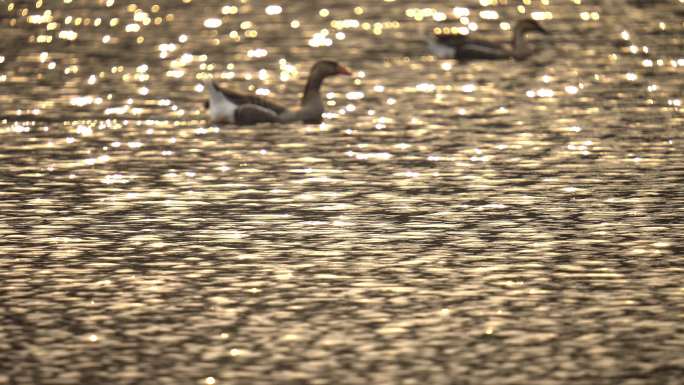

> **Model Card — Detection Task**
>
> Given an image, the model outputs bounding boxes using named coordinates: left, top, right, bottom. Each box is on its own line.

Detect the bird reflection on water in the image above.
left=0, top=1, right=683, bottom=385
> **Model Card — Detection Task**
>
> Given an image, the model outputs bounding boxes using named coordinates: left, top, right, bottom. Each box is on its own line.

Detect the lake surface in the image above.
left=1, top=0, right=684, bottom=384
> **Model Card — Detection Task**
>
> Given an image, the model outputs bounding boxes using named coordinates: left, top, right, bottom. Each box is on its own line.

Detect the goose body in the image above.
left=205, top=60, right=351, bottom=125
left=428, top=19, right=549, bottom=61
left=429, top=35, right=510, bottom=60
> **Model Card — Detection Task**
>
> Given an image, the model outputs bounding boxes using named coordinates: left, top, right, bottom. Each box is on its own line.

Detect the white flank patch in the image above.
left=205, top=81, right=237, bottom=123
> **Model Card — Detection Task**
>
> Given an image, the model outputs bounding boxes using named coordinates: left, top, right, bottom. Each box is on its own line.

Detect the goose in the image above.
left=204, top=60, right=352, bottom=125
left=427, top=19, right=549, bottom=61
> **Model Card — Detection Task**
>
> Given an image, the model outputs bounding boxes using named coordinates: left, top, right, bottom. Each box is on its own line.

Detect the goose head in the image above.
left=300, top=60, right=352, bottom=111
left=310, top=60, right=353, bottom=79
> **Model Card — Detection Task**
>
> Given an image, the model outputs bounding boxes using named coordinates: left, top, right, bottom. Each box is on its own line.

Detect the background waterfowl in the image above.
left=428, top=19, right=549, bottom=61
left=205, top=60, right=352, bottom=125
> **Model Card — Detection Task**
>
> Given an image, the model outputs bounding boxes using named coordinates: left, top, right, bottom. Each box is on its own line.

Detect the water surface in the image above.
left=1, top=1, right=684, bottom=384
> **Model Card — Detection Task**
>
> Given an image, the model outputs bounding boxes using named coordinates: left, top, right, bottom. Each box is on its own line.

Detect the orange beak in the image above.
left=337, top=64, right=352, bottom=76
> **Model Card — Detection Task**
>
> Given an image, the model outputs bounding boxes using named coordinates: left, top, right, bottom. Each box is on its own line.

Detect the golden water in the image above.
left=1, top=1, right=683, bottom=384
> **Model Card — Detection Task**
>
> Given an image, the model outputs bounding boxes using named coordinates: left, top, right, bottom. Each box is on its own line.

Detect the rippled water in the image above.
left=2, top=1, right=684, bottom=384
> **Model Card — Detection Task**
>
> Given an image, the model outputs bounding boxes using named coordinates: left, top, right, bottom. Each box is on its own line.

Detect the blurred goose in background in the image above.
left=205, top=60, right=352, bottom=125
left=427, top=19, right=549, bottom=61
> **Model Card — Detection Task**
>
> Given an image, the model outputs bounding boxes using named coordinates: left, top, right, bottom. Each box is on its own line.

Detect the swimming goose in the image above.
left=205, top=60, right=352, bottom=125
left=427, top=19, right=549, bottom=61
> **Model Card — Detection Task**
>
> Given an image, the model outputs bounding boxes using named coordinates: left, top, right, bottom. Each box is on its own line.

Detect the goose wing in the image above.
left=218, top=87, right=287, bottom=114
left=234, top=104, right=282, bottom=125
left=435, top=34, right=468, bottom=48
left=204, top=82, right=287, bottom=114
left=456, top=40, right=510, bottom=60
